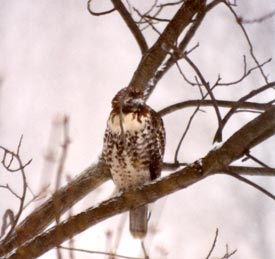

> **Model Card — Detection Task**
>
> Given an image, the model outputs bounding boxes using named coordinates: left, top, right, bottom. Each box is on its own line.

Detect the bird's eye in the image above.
left=124, top=98, right=132, bottom=105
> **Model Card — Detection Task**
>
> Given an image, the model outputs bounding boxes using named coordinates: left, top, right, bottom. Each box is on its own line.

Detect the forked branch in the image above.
left=5, top=106, right=275, bottom=259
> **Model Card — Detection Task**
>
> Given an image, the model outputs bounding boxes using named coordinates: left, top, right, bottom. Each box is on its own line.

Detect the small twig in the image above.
left=141, top=241, right=149, bottom=259
left=1, top=210, right=15, bottom=237
left=59, top=245, right=144, bottom=259
left=143, top=15, right=170, bottom=22
left=217, top=56, right=272, bottom=86
left=224, top=171, right=275, bottom=201
left=0, top=184, right=21, bottom=199
left=87, top=0, right=115, bottom=16
left=213, top=81, right=275, bottom=142
left=156, top=0, right=184, bottom=8
left=220, top=244, right=237, bottom=259
left=174, top=99, right=203, bottom=163
left=0, top=136, right=30, bottom=241
left=223, top=1, right=269, bottom=84
left=241, top=10, right=275, bottom=24
left=242, top=152, right=272, bottom=169
left=175, top=61, right=200, bottom=87
left=205, top=228, right=219, bottom=259
left=184, top=55, right=223, bottom=142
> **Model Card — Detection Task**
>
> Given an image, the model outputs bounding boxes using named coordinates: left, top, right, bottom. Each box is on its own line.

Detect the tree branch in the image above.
left=158, top=99, right=272, bottom=117
left=6, top=106, right=275, bottom=259
left=0, top=160, right=110, bottom=257
left=213, top=82, right=275, bottom=142
left=129, top=0, right=207, bottom=92
left=146, top=4, right=208, bottom=99
left=110, top=0, right=148, bottom=54
left=226, top=166, right=275, bottom=176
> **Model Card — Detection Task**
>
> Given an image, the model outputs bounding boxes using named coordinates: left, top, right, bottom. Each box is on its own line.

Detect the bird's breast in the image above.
left=108, top=112, right=149, bottom=134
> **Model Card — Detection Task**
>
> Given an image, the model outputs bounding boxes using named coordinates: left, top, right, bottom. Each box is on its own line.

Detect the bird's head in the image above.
left=112, top=87, right=145, bottom=112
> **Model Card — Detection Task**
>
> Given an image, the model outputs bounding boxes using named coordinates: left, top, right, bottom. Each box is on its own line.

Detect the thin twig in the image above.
left=217, top=56, right=272, bottom=86
left=243, top=152, right=272, bottom=169
left=59, top=246, right=144, bottom=259
left=111, top=0, right=148, bottom=54
left=158, top=99, right=271, bottom=117
left=241, top=10, right=275, bottom=24
left=0, top=136, right=30, bottom=242
left=223, top=1, right=269, bottom=84
left=205, top=228, right=219, bottom=259
left=1, top=210, right=15, bottom=237
left=174, top=98, right=203, bottom=163
left=220, top=245, right=237, bottom=259
left=87, top=0, right=115, bottom=16
left=213, top=81, right=275, bottom=142
left=141, top=241, right=149, bottom=259
left=224, top=171, right=275, bottom=201
left=184, top=55, right=223, bottom=141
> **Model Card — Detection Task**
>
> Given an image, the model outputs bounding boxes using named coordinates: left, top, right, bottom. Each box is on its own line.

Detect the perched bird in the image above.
left=103, top=86, right=165, bottom=238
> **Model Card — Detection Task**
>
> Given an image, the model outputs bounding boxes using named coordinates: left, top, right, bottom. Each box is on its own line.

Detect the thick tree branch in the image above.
left=204, top=106, right=275, bottom=171
left=6, top=106, right=275, bottom=259
left=146, top=3, right=208, bottom=98
left=0, top=160, right=110, bottom=257
left=129, top=0, right=206, bottom=92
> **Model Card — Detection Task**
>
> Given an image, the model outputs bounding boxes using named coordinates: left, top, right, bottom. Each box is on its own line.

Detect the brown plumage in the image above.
left=103, top=86, right=165, bottom=238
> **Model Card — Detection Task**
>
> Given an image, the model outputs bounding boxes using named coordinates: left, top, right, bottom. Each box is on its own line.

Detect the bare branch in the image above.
left=0, top=160, right=110, bottom=257
left=220, top=244, right=237, bottom=259
left=205, top=228, right=219, bottom=259
left=158, top=99, right=271, bottom=117
left=213, top=82, right=275, bottom=142
left=174, top=96, right=205, bottom=163
left=0, top=138, right=29, bottom=242
left=0, top=184, right=21, bottom=200
left=223, top=1, right=269, bottom=84
left=1, top=210, right=15, bottom=237
left=224, top=172, right=275, bottom=201
left=157, top=0, right=185, bottom=8
left=110, top=0, right=148, bottom=54
left=129, top=0, right=207, bottom=93
left=241, top=10, right=275, bottom=24
left=242, top=151, right=272, bottom=169
left=5, top=106, right=275, bottom=259
left=145, top=4, right=207, bottom=98
left=59, top=245, right=144, bottom=259
left=87, top=0, right=115, bottom=16
left=146, top=0, right=223, bottom=98
left=184, top=55, right=223, bottom=134
left=217, top=56, right=272, bottom=86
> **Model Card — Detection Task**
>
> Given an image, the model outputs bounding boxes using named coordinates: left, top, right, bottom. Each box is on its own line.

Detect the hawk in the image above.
left=103, top=86, right=165, bottom=238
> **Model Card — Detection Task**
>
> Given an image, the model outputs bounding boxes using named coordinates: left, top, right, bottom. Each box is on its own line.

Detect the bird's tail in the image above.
left=129, top=205, right=148, bottom=238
